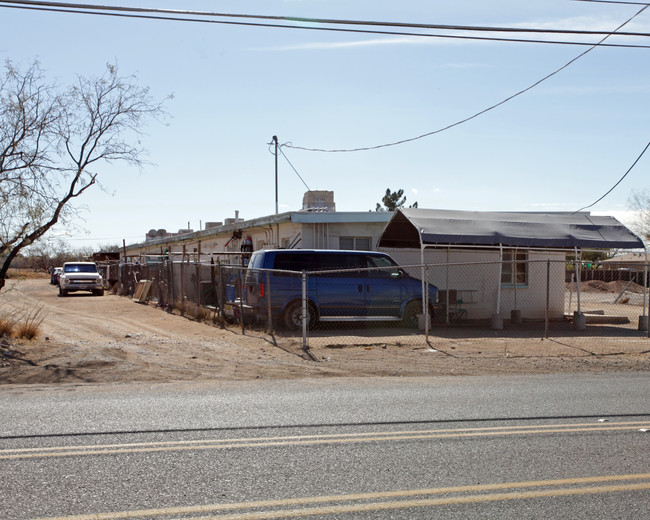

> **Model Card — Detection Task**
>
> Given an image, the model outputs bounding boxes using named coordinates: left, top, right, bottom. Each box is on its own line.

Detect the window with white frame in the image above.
left=501, top=250, right=528, bottom=286
left=339, top=237, right=372, bottom=251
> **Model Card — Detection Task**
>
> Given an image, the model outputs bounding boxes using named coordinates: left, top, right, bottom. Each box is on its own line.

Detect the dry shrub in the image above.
left=186, top=301, right=211, bottom=322
left=174, top=299, right=211, bottom=322
left=0, top=304, right=21, bottom=337
left=0, top=313, right=17, bottom=337
left=174, top=298, right=187, bottom=316
left=14, top=305, right=46, bottom=340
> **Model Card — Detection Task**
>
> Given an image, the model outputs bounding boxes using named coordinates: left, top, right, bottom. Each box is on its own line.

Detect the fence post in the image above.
left=197, top=241, right=202, bottom=307
left=545, top=259, right=550, bottom=339
left=196, top=261, right=201, bottom=307
left=217, top=262, right=224, bottom=324
left=180, top=246, right=186, bottom=316
left=302, top=271, right=308, bottom=349
left=424, top=264, right=430, bottom=341
left=239, top=269, right=245, bottom=335
left=168, top=258, right=174, bottom=313
left=266, top=270, right=273, bottom=334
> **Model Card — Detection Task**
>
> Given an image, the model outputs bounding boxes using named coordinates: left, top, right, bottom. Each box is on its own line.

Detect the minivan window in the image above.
left=273, top=253, right=316, bottom=271
left=248, top=252, right=265, bottom=270
left=367, top=254, right=401, bottom=277
left=317, top=253, right=365, bottom=271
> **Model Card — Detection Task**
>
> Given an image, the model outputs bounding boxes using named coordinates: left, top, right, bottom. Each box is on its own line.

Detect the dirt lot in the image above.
left=1, top=277, right=649, bottom=386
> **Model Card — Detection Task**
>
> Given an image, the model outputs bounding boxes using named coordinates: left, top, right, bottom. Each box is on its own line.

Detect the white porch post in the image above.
left=573, top=246, right=586, bottom=330
left=491, top=244, right=504, bottom=330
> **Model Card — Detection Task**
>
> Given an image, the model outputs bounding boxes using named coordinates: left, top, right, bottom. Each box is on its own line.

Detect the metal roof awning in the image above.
left=378, top=208, right=645, bottom=250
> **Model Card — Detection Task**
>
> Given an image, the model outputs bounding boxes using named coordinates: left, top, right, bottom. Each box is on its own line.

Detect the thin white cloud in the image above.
left=259, top=36, right=430, bottom=51
left=257, top=12, right=650, bottom=52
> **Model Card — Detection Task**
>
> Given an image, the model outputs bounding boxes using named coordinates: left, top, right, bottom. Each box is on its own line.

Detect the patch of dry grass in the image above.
left=0, top=304, right=46, bottom=340
left=175, top=299, right=211, bottom=322
left=6, top=268, right=49, bottom=280
left=0, top=312, right=17, bottom=337
left=15, top=305, right=46, bottom=340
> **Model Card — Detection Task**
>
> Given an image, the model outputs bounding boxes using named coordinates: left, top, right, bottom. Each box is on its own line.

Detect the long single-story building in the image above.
left=122, top=191, right=392, bottom=262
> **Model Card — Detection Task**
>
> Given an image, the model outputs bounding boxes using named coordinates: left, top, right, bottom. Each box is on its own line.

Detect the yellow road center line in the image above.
left=182, top=482, right=650, bottom=520
left=30, top=473, right=650, bottom=520
left=2, top=422, right=649, bottom=460
left=5, top=421, right=650, bottom=454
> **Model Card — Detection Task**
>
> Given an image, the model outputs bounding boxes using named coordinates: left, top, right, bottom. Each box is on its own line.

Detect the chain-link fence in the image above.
left=105, top=258, right=649, bottom=353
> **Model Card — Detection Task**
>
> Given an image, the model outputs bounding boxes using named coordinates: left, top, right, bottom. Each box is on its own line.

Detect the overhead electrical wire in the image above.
left=1, top=0, right=650, bottom=48
left=0, top=0, right=649, bottom=37
left=5, top=1, right=649, bottom=211
left=286, top=4, right=649, bottom=153
left=573, top=140, right=650, bottom=213
left=574, top=0, right=650, bottom=6
left=279, top=146, right=311, bottom=192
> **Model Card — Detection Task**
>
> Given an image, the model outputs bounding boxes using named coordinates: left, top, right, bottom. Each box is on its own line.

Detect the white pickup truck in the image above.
left=58, top=262, right=105, bottom=297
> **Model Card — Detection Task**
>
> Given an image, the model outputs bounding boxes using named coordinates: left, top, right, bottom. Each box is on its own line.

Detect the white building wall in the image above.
left=380, top=247, right=566, bottom=320
left=301, top=222, right=387, bottom=250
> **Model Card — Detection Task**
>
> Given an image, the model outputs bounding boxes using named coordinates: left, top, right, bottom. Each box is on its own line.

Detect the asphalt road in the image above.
left=1, top=373, right=649, bottom=519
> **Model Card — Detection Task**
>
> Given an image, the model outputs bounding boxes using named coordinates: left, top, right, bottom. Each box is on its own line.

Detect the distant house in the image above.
left=377, top=208, right=646, bottom=324
left=597, top=252, right=647, bottom=270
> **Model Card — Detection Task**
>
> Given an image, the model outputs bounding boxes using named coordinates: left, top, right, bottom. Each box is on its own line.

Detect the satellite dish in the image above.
left=148, top=229, right=157, bottom=238
left=157, top=229, right=167, bottom=236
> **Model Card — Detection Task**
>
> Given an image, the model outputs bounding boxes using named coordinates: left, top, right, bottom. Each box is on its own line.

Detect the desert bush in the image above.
left=174, top=299, right=210, bottom=322
left=14, top=305, right=46, bottom=340
left=0, top=312, right=17, bottom=337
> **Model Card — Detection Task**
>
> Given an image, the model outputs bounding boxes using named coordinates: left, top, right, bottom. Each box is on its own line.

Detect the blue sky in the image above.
left=2, top=0, right=649, bottom=249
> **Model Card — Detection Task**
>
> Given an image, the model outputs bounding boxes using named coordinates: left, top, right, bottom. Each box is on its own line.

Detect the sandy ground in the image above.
left=1, top=277, right=649, bottom=386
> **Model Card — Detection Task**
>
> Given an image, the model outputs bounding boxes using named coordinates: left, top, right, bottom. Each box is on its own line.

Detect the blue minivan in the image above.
left=243, top=249, right=437, bottom=329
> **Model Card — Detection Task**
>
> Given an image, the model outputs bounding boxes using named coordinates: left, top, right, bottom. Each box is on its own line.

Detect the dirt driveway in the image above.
left=1, top=278, right=649, bottom=385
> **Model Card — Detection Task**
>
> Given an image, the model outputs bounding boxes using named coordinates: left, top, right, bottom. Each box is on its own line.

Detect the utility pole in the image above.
left=273, top=135, right=279, bottom=215
left=272, top=135, right=280, bottom=247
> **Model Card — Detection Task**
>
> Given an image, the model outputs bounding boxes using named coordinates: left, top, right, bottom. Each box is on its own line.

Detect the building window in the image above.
left=339, top=237, right=372, bottom=251
left=501, top=250, right=528, bottom=286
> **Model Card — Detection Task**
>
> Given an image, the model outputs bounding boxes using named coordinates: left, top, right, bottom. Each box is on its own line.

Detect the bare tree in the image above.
left=0, top=60, right=166, bottom=289
left=628, top=189, right=650, bottom=246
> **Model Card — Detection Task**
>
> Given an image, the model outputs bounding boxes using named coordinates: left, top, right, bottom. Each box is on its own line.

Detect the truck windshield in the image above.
left=64, top=264, right=98, bottom=273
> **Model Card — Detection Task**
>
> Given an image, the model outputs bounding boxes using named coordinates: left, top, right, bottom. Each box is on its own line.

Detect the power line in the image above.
left=573, top=140, right=650, bottom=213
left=574, top=0, right=650, bottom=5
left=286, top=4, right=649, bottom=153
left=1, top=0, right=650, bottom=37
left=278, top=146, right=311, bottom=192
left=2, top=0, right=650, bottom=48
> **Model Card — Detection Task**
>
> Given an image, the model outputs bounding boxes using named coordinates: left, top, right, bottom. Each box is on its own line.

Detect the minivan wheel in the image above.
left=401, top=301, right=420, bottom=328
left=284, top=301, right=316, bottom=330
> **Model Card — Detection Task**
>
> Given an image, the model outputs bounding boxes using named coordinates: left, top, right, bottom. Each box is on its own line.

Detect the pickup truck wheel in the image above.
left=58, top=287, right=68, bottom=297
left=93, top=289, right=105, bottom=296
left=284, top=301, right=316, bottom=330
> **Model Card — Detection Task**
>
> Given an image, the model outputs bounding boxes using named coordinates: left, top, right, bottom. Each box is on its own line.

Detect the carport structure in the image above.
left=377, top=208, right=648, bottom=333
